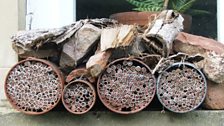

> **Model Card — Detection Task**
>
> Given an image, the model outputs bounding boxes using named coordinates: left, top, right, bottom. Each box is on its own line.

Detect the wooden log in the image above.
left=86, top=50, right=112, bottom=77
left=143, top=10, right=184, bottom=57
left=86, top=24, right=139, bottom=78
left=59, top=19, right=118, bottom=69
left=137, top=54, right=161, bottom=70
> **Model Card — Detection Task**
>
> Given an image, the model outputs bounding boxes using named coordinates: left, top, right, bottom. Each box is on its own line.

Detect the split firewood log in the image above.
left=100, top=25, right=137, bottom=51
left=86, top=50, right=112, bottom=77
left=86, top=24, right=138, bottom=77
left=59, top=23, right=101, bottom=68
left=59, top=19, right=118, bottom=69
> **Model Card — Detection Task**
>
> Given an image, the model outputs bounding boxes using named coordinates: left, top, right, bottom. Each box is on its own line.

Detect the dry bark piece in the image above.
left=11, top=21, right=82, bottom=59
left=12, top=18, right=117, bottom=60
left=109, top=36, right=148, bottom=60
left=204, top=80, right=224, bottom=110
left=52, top=20, right=85, bottom=44
left=66, top=68, right=96, bottom=83
left=12, top=28, right=67, bottom=58
left=174, top=32, right=224, bottom=55
left=143, top=10, right=184, bottom=57
left=66, top=68, right=89, bottom=83
left=137, top=54, right=161, bottom=70
left=11, top=28, right=66, bottom=50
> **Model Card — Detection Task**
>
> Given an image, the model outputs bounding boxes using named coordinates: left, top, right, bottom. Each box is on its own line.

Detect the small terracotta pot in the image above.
left=62, top=80, right=96, bottom=114
left=110, top=11, right=192, bottom=32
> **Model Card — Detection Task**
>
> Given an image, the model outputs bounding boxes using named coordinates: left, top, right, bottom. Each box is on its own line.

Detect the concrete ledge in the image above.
left=0, top=110, right=224, bottom=126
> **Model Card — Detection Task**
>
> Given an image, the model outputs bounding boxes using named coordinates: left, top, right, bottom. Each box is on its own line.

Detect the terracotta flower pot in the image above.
left=110, top=11, right=192, bottom=32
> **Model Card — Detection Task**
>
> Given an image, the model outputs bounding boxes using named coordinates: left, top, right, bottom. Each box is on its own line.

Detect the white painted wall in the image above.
left=0, top=0, right=19, bottom=111
left=218, top=0, right=224, bottom=43
left=0, top=1, right=18, bottom=68
left=26, top=0, right=75, bottom=29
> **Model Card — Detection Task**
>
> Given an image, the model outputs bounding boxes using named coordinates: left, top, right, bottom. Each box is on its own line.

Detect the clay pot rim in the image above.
left=97, top=57, right=156, bottom=114
left=156, top=62, right=207, bottom=113
left=110, top=11, right=192, bottom=32
left=4, top=57, right=64, bottom=115
left=110, top=11, right=192, bottom=17
left=62, top=79, right=96, bottom=115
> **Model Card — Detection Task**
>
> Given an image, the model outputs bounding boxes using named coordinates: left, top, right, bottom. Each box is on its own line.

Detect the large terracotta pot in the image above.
left=110, top=11, right=192, bottom=32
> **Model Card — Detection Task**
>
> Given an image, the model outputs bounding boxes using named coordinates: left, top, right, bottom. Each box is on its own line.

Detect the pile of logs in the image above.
left=7, top=10, right=224, bottom=114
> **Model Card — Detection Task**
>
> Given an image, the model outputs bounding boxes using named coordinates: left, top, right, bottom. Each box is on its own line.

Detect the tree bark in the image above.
left=143, top=10, right=184, bottom=57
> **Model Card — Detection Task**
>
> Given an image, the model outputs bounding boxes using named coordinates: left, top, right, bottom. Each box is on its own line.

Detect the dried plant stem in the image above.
left=163, top=0, right=169, bottom=10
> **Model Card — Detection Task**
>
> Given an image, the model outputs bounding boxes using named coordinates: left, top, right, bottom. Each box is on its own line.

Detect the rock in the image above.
left=174, top=32, right=224, bottom=83
left=203, top=52, right=224, bottom=84
left=174, top=32, right=224, bottom=55
left=204, top=80, right=224, bottom=110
